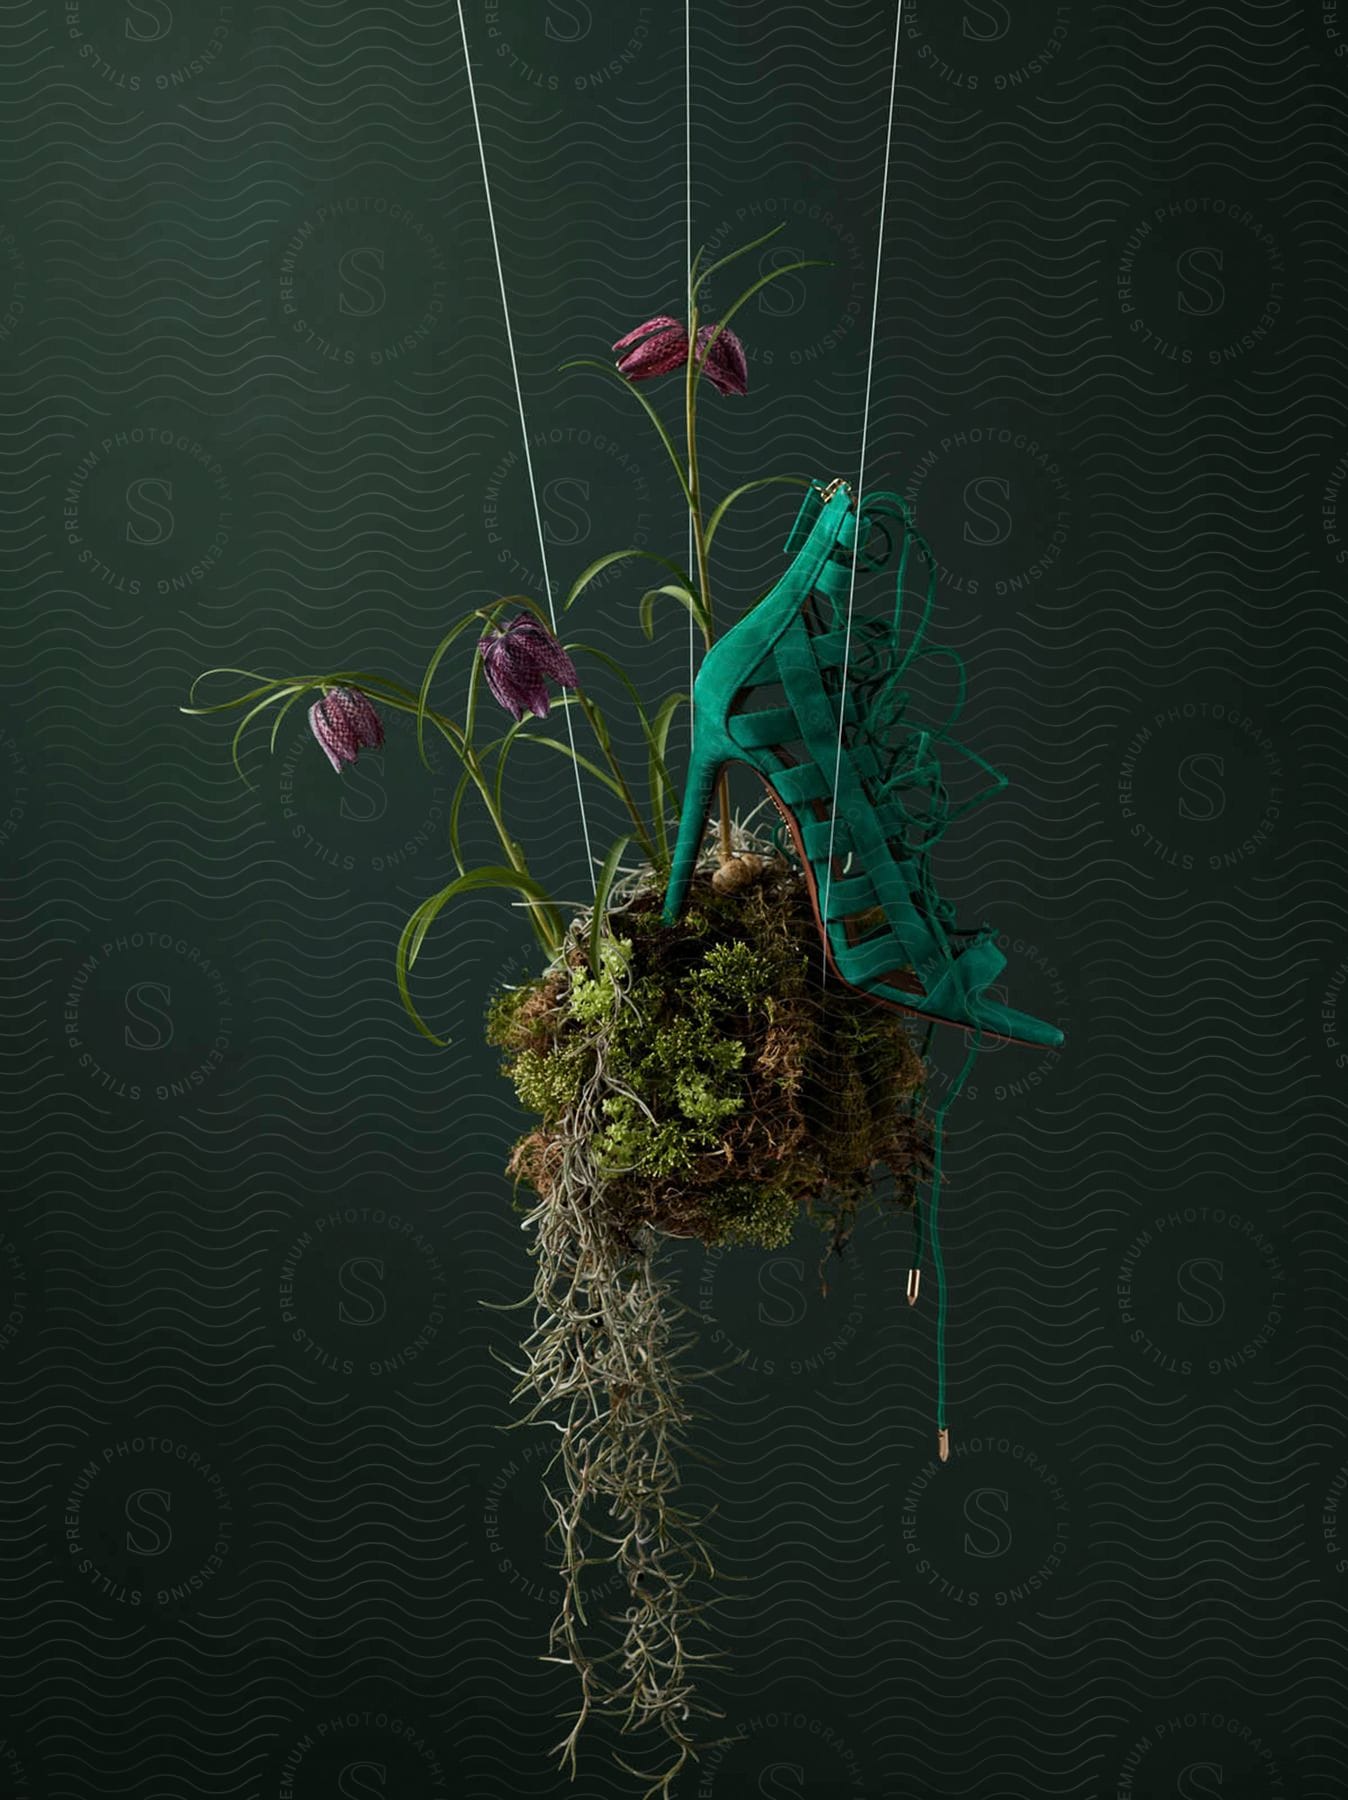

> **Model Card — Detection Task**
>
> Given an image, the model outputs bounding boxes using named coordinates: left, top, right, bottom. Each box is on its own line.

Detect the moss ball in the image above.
left=486, top=857, right=933, bottom=1254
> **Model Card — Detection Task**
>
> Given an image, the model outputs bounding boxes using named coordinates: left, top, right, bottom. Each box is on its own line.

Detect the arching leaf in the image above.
left=520, top=735, right=626, bottom=801
left=589, top=835, right=632, bottom=977
left=704, top=474, right=812, bottom=557
left=647, top=691, right=688, bottom=864
left=267, top=684, right=314, bottom=755
left=563, top=546, right=698, bottom=615
left=447, top=767, right=474, bottom=877
left=228, top=686, right=306, bottom=789
left=690, top=222, right=788, bottom=305
left=569, top=642, right=673, bottom=861
left=558, top=357, right=692, bottom=507
left=695, top=260, right=834, bottom=374
left=488, top=695, right=581, bottom=818
left=638, top=582, right=706, bottom=642
left=396, top=865, right=563, bottom=1046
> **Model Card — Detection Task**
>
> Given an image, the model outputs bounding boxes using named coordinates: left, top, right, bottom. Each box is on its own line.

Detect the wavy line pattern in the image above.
left=1, top=0, right=1345, bottom=1796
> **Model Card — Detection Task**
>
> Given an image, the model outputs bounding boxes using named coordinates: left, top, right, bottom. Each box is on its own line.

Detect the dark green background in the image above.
left=2, top=2, right=1345, bottom=1796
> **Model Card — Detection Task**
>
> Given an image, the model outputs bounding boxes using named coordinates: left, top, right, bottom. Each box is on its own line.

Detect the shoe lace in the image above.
left=814, top=492, right=1001, bottom=1458
left=822, top=492, right=1009, bottom=959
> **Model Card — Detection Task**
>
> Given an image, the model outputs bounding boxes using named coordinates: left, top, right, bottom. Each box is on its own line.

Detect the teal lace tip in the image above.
left=926, top=1030, right=984, bottom=1461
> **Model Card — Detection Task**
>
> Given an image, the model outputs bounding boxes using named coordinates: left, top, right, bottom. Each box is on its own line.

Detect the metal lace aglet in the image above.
left=938, top=1427, right=950, bottom=1464
left=906, top=1267, right=921, bottom=1307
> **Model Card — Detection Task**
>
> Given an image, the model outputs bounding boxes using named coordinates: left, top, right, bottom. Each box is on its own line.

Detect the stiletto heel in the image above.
left=661, top=477, right=1063, bottom=1053
left=662, top=738, right=731, bottom=922
left=661, top=476, right=860, bottom=925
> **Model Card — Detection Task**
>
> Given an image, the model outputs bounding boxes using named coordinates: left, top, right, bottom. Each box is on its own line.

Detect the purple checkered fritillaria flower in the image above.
left=613, top=315, right=749, bottom=395
left=478, top=615, right=579, bottom=723
left=695, top=321, right=749, bottom=396
left=308, top=686, right=385, bottom=773
left=613, top=315, right=689, bottom=382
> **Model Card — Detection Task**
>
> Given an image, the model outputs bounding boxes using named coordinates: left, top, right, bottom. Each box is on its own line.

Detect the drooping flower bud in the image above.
left=612, top=315, right=749, bottom=394
left=613, top=315, right=689, bottom=382
left=478, top=615, right=580, bottom=723
left=309, top=686, right=385, bottom=773
left=695, top=322, right=749, bottom=396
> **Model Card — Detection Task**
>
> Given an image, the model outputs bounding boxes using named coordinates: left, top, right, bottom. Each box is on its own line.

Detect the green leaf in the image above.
left=563, top=546, right=697, bottom=614
left=638, top=582, right=706, bottom=642
left=186, top=668, right=478, bottom=783
left=647, top=690, right=687, bottom=863
left=488, top=694, right=581, bottom=818
left=583, top=697, right=612, bottom=756
left=704, top=474, right=813, bottom=557
left=589, top=835, right=632, bottom=977
left=690, top=221, right=787, bottom=304
left=521, top=735, right=626, bottom=801
left=266, top=684, right=313, bottom=756
left=228, top=687, right=307, bottom=789
left=396, top=865, right=563, bottom=1046
left=182, top=667, right=294, bottom=714
left=567, top=641, right=651, bottom=719
left=558, top=357, right=693, bottom=508
left=491, top=717, right=530, bottom=820
left=569, top=642, right=674, bottom=863
left=695, top=260, right=834, bottom=374
left=447, top=766, right=474, bottom=877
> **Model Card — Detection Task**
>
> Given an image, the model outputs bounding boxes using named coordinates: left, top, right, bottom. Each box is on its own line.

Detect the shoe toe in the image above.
left=922, top=936, right=1064, bottom=1049
left=971, top=994, right=1064, bottom=1049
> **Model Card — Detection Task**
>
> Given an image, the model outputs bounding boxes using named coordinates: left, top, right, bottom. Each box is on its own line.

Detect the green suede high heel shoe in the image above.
left=661, top=477, right=1064, bottom=1053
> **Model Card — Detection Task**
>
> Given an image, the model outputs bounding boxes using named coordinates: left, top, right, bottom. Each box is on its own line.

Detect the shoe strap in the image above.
left=768, top=606, right=1011, bottom=1007
left=732, top=486, right=1009, bottom=1005
left=921, top=935, right=1007, bottom=1019
left=772, top=612, right=952, bottom=984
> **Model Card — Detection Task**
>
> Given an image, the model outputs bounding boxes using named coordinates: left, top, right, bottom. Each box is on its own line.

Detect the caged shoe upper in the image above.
left=660, top=477, right=1064, bottom=1053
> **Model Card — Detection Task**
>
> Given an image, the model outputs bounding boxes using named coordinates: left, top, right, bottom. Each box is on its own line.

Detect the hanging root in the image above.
left=503, top=877, right=730, bottom=1796
left=492, top=813, right=932, bottom=1793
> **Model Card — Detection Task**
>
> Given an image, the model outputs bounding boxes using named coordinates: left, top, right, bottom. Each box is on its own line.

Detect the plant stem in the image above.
left=333, top=676, right=564, bottom=956
left=685, top=298, right=734, bottom=865
left=575, top=690, right=659, bottom=863
left=472, top=762, right=563, bottom=956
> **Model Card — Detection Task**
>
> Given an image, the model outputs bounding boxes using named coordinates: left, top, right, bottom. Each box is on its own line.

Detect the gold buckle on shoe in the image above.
left=819, top=477, right=852, bottom=501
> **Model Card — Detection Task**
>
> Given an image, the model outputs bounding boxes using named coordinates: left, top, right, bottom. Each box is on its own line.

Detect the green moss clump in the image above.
left=701, top=1179, right=800, bottom=1250
left=510, top=1044, right=588, bottom=1120
left=487, top=856, right=932, bottom=1254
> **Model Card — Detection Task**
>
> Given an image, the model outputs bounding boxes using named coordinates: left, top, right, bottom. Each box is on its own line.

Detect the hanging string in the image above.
left=454, top=0, right=597, bottom=892
left=686, top=0, right=696, bottom=753
left=818, top=0, right=904, bottom=943
left=811, top=3, right=979, bottom=1464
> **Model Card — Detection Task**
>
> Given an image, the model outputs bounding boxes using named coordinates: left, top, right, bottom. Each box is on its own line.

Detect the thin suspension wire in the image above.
left=686, top=0, right=696, bottom=752
left=810, top=3, right=967, bottom=1457
left=454, top=0, right=597, bottom=891
left=818, top=0, right=904, bottom=950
